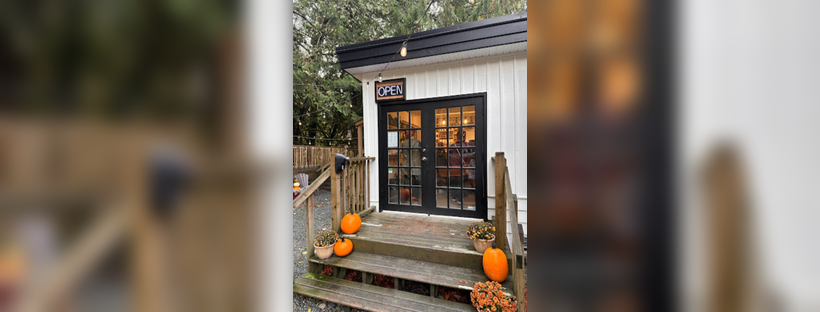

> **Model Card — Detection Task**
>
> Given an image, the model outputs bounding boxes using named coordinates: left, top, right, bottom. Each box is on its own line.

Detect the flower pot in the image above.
left=314, top=243, right=336, bottom=259
left=473, top=236, right=495, bottom=253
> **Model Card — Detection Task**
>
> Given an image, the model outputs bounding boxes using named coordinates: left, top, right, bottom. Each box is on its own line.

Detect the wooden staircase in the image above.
left=293, top=154, right=526, bottom=312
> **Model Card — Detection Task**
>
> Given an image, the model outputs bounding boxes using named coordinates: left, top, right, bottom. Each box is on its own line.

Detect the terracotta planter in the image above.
left=314, top=243, right=336, bottom=259
left=473, top=236, right=495, bottom=253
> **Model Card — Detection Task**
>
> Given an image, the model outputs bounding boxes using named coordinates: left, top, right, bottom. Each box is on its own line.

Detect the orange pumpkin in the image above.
left=334, top=238, right=353, bottom=257
left=482, top=247, right=508, bottom=283
left=400, top=188, right=411, bottom=201
left=341, top=213, right=361, bottom=234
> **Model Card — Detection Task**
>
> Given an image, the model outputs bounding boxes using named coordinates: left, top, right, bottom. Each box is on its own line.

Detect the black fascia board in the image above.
left=336, top=12, right=527, bottom=71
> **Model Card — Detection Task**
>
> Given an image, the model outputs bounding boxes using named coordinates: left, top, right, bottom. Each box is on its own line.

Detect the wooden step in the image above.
left=343, top=212, right=511, bottom=270
left=310, top=252, right=514, bottom=296
left=293, top=274, right=474, bottom=312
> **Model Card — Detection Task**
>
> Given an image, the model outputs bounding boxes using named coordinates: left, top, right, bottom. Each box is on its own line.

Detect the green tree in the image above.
left=292, top=0, right=526, bottom=146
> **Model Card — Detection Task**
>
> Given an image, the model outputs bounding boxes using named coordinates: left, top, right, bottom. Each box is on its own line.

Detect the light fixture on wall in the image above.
left=366, top=81, right=370, bottom=88
left=400, top=42, right=407, bottom=57
left=379, top=73, right=383, bottom=82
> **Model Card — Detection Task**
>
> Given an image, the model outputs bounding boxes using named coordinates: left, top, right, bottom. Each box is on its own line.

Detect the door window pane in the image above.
left=388, top=112, right=398, bottom=129
left=388, top=167, right=397, bottom=185
left=462, top=146, right=476, bottom=167
left=449, top=170, right=462, bottom=188
left=462, top=126, right=476, bottom=147
left=399, top=168, right=409, bottom=185
left=399, top=111, right=409, bottom=129
left=448, top=148, right=462, bottom=168
left=410, top=110, right=421, bottom=128
left=463, top=169, right=476, bottom=189
left=411, top=188, right=421, bottom=206
left=389, top=187, right=398, bottom=204
left=436, top=169, right=448, bottom=187
left=388, top=150, right=399, bottom=166
left=402, top=130, right=420, bottom=148
left=410, top=168, right=421, bottom=185
left=463, top=105, right=476, bottom=125
left=436, top=149, right=448, bottom=167
left=436, top=189, right=448, bottom=208
left=400, top=187, right=410, bottom=205
left=463, top=190, right=476, bottom=211
left=436, top=129, right=448, bottom=147
left=449, top=107, right=461, bottom=126
left=387, top=131, right=399, bottom=148
left=450, top=189, right=462, bottom=209
left=436, top=108, right=447, bottom=127
left=399, top=150, right=407, bottom=167
left=409, top=129, right=421, bottom=143
left=399, top=130, right=407, bottom=149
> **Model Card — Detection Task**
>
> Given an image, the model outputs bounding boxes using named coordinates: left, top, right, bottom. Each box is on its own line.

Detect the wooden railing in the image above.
left=295, top=156, right=374, bottom=274
left=331, top=157, right=375, bottom=233
left=293, top=146, right=347, bottom=170
left=493, top=152, right=527, bottom=312
left=294, top=166, right=330, bottom=272
left=342, top=157, right=375, bottom=216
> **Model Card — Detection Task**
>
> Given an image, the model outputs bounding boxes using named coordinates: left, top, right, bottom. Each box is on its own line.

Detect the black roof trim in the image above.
left=336, top=12, right=526, bottom=71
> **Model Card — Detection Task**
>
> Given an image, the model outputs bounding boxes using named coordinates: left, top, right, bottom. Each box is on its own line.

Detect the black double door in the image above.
left=378, top=93, right=487, bottom=219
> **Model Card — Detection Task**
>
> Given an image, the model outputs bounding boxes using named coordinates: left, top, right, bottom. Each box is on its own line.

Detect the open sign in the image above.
left=375, top=78, right=406, bottom=103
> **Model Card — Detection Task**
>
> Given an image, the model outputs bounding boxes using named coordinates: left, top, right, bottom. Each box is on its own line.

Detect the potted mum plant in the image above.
left=471, top=281, right=518, bottom=312
left=467, top=221, right=495, bottom=253
left=313, top=230, right=337, bottom=259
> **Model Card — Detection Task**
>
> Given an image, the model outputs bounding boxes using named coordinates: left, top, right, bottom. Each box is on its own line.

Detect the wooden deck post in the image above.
left=356, top=121, right=364, bottom=157
left=494, top=152, right=508, bottom=253
left=331, top=163, right=342, bottom=233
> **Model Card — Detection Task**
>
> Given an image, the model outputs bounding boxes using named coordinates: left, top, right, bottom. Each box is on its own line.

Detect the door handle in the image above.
left=422, top=156, right=428, bottom=162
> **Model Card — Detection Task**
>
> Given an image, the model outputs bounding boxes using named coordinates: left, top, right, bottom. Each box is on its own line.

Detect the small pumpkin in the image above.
left=482, top=247, right=508, bottom=283
left=334, top=238, right=353, bottom=257
left=293, top=181, right=301, bottom=192
left=341, top=213, right=362, bottom=234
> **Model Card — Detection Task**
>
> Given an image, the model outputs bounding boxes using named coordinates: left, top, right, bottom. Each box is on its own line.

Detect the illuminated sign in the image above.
left=375, top=78, right=406, bottom=103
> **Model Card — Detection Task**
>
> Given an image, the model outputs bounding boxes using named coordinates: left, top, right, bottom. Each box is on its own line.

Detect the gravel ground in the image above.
left=293, top=189, right=348, bottom=312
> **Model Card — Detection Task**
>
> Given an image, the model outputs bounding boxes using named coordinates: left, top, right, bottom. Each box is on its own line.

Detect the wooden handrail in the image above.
left=293, top=167, right=330, bottom=208
left=14, top=205, right=127, bottom=312
left=494, top=152, right=526, bottom=312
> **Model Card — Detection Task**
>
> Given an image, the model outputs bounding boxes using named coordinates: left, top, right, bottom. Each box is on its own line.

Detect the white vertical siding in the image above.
left=362, top=51, right=528, bottom=237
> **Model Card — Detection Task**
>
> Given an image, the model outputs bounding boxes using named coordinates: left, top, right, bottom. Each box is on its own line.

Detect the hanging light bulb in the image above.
left=378, top=73, right=383, bottom=82
left=322, top=112, right=326, bottom=118
left=400, top=42, right=407, bottom=57
left=298, top=118, right=302, bottom=126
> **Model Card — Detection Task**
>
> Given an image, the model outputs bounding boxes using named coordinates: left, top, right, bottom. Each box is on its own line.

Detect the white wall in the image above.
left=360, top=51, right=528, bottom=238
left=681, top=0, right=820, bottom=310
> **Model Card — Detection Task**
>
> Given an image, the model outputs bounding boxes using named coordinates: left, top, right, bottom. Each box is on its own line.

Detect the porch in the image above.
left=292, top=154, right=526, bottom=311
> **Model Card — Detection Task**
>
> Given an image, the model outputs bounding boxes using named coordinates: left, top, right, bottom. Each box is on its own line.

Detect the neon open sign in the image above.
left=375, top=78, right=406, bottom=103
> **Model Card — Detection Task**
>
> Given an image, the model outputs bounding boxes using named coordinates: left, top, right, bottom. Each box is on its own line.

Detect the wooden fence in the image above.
left=293, top=146, right=349, bottom=170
